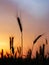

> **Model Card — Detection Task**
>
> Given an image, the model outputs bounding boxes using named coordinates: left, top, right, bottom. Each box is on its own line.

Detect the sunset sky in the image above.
left=0, top=0, right=49, bottom=57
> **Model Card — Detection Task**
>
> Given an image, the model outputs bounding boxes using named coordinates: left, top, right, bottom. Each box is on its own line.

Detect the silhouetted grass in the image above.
left=33, top=33, right=44, bottom=44
left=17, top=17, right=22, bottom=32
left=45, top=39, right=48, bottom=44
left=0, top=57, right=49, bottom=65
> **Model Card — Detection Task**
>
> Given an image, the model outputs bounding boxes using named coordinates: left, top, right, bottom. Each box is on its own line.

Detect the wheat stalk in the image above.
left=17, top=17, right=22, bottom=32
left=45, top=39, right=48, bottom=44
left=33, top=33, right=44, bottom=44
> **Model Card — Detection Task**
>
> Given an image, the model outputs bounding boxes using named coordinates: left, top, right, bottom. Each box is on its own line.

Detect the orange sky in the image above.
left=0, top=0, right=49, bottom=57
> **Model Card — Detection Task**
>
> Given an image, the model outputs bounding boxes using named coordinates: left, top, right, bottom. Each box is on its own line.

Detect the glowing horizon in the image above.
left=0, top=0, right=49, bottom=57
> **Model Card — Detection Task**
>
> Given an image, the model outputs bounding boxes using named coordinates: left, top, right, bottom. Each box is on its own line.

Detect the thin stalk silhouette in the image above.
left=17, top=46, right=21, bottom=57
left=17, top=16, right=23, bottom=58
left=45, top=39, right=48, bottom=44
left=9, top=37, right=12, bottom=55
